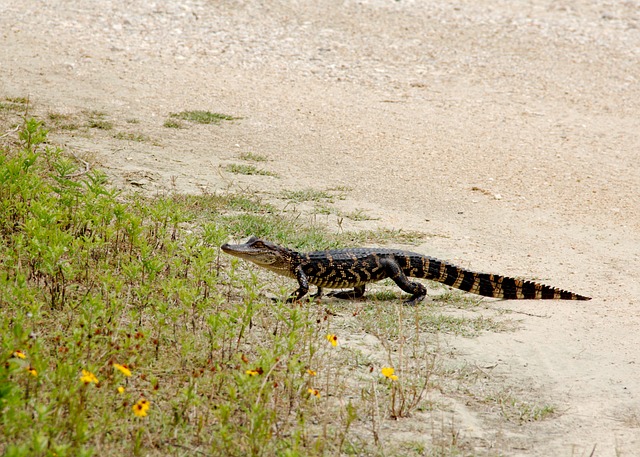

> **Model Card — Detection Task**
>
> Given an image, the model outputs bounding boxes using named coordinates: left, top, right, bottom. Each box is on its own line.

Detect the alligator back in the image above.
left=299, top=248, right=397, bottom=288
left=299, top=248, right=590, bottom=300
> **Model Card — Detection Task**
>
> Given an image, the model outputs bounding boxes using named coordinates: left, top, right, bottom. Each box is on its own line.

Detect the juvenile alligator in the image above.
left=221, top=237, right=591, bottom=304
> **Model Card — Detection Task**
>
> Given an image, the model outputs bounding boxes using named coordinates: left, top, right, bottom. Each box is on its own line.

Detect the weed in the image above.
left=163, top=119, right=183, bottom=129
left=18, top=117, right=48, bottom=150
left=488, top=390, right=556, bottom=424
left=6, top=96, right=29, bottom=104
left=169, top=110, right=239, bottom=125
left=239, top=151, right=268, bottom=162
left=342, top=208, right=378, bottom=221
left=225, top=163, right=278, bottom=177
left=113, top=132, right=147, bottom=142
left=46, top=112, right=81, bottom=131
left=338, top=228, right=425, bottom=246
left=313, top=204, right=332, bottom=215
left=282, top=188, right=335, bottom=203
left=85, top=111, right=113, bottom=130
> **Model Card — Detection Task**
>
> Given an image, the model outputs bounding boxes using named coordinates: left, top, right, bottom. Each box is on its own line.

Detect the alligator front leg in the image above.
left=381, top=258, right=427, bottom=305
left=287, top=265, right=310, bottom=302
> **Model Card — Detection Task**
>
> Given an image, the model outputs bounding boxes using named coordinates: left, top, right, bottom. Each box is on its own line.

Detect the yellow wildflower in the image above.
left=306, top=369, right=317, bottom=376
left=307, top=388, right=321, bottom=398
left=245, top=369, right=260, bottom=376
left=80, top=369, right=99, bottom=385
left=113, top=363, right=132, bottom=377
left=13, top=350, right=26, bottom=359
left=117, top=386, right=125, bottom=394
left=381, top=367, right=398, bottom=381
left=326, top=334, right=338, bottom=347
left=26, top=367, right=37, bottom=377
left=133, top=398, right=150, bottom=417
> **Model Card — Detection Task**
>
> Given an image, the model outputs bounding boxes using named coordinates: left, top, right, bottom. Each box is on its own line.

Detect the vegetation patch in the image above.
left=163, top=119, right=184, bottom=129
left=0, top=111, right=533, bottom=456
left=46, top=112, right=81, bottom=131
left=85, top=110, right=113, bottom=130
left=341, top=208, right=378, bottom=221
left=169, top=110, right=239, bottom=125
left=225, top=163, right=278, bottom=177
left=282, top=188, right=336, bottom=203
left=113, top=131, right=148, bottom=142
left=238, top=151, right=268, bottom=162
left=0, top=97, right=29, bottom=113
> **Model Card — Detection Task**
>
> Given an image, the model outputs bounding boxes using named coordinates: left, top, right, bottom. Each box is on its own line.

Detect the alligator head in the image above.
left=220, top=236, right=297, bottom=277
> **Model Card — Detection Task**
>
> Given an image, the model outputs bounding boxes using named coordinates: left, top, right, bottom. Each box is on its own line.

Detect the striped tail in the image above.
left=423, top=258, right=591, bottom=300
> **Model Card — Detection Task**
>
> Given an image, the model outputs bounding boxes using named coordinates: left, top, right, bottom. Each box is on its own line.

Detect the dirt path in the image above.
left=2, top=0, right=640, bottom=454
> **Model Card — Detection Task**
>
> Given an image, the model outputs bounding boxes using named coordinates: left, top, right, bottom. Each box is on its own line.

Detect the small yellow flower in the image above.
left=117, top=386, right=125, bottom=394
left=133, top=398, right=150, bottom=417
left=245, top=369, right=260, bottom=376
left=307, top=388, right=321, bottom=398
left=381, top=367, right=398, bottom=381
left=80, top=369, right=99, bottom=385
left=113, top=363, right=132, bottom=377
left=26, top=367, right=37, bottom=377
left=326, top=334, right=338, bottom=347
left=306, top=369, right=317, bottom=376
left=13, top=350, right=26, bottom=359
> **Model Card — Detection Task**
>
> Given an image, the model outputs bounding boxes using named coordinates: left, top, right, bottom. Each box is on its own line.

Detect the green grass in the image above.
left=113, top=132, right=147, bottom=142
left=0, top=118, right=344, bottom=456
left=6, top=96, right=29, bottom=104
left=46, top=112, right=81, bottom=131
left=225, top=163, right=278, bottom=177
left=163, top=119, right=183, bottom=129
left=238, top=152, right=268, bottom=162
left=282, top=188, right=336, bottom=203
left=0, top=97, right=29, bottom=113
left=341, top=209, right=378, bottom=221
left=482, top=390, right=556, bottom=424
left=0, top=113, right=535, bottom=456
left=85, top=111, right=113, bottom=130
left=169, top=110, right=239, bottom=125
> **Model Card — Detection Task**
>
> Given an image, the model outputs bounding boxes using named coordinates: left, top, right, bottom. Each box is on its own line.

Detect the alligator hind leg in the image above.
left=381, top=258, right=427, bottom=305
left=328, top=285, right=366, bottom=300
left=311, top=287, right=324, bottom=300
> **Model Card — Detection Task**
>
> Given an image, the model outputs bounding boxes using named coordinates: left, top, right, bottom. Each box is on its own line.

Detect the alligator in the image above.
left=221, top=237, right=591, bottom=304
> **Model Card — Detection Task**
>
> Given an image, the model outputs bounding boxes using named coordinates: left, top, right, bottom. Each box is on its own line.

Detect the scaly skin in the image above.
left=221, top=237, right=591, bottom=304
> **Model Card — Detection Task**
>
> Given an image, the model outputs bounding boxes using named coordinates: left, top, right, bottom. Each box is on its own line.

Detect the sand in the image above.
left=2, top=0, right=639, bottom=454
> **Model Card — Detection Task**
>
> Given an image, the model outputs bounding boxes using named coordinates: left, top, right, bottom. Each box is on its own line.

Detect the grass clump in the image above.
left=0, top=97, right=29, bottom=113
left=225, top=163, right=278, bottom=177
left=239, top=151, right=268, bottom=162
left=342, top=208, right=377, bottom=221
left=282, top=188, right=336, bottom=203
left=163, top=119, right=183, bottom=129
left=46, top=112, right=81, bottom=131
left=169, top=110, right=239, bottom=125
left=113, top=131, right=147, bottom=142
left=85, top=110, right=113, bottom=130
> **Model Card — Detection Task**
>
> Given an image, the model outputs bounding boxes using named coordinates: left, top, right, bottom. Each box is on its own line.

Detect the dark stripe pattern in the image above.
left=221, top=238, right=591, bottom=301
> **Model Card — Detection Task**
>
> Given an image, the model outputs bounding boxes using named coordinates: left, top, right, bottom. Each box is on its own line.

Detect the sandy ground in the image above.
left=2, top=0, right=640, bottom=455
